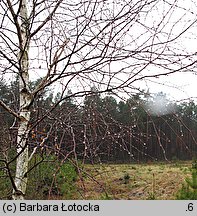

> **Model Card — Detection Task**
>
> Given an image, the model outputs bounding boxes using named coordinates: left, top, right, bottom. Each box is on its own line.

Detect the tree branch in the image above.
left=6, top=0, right=22, bottom=46
left=0, top=100, right=20, bottom=119
left=30, top=0, right=63, bottom=38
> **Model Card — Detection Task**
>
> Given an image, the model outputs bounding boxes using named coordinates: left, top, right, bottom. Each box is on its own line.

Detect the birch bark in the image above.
left=12, top=0, right=31, bottom=200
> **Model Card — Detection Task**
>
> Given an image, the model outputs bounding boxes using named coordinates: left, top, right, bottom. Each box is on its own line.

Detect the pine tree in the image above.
left=176, top=161, right=197, bottom=200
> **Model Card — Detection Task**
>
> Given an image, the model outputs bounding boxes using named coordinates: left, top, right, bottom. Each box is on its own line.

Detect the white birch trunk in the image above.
left=12, top=0, right=31, bottom=200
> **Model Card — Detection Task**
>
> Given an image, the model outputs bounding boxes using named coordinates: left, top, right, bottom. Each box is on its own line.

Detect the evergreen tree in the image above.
left=177, top=161, right=197, bottom=200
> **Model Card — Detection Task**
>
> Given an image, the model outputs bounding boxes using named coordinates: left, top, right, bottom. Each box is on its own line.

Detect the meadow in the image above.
left=76, top=161, right=192, bottom=200
left=0, top=160, right=193, bottom=200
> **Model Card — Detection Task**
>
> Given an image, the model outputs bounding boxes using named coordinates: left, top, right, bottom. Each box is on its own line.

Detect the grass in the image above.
left=75, top=161, right=192, bottom=200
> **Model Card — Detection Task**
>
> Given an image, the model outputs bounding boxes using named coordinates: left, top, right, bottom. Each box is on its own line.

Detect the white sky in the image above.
left=131, top=0, right=197, bottom=103
left=142, top=72, right=197, bottom=102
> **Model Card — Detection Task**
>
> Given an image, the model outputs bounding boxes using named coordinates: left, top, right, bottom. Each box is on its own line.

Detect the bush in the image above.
left=123, top=173, right=130, bottom=184
left=0, top=154, right=79, bottom=199
left=26, top=155, right=78, bottom=199
left=0, top=167, right=12, bottom=199
left=176, top=161, right=197, bottom=200
left=0, top=150, right=17, bottom=199
left=56, top=162, right=78, bottom=199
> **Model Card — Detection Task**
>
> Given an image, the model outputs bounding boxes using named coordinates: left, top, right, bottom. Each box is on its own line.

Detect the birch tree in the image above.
left=0, top=0, right=197, bottom=199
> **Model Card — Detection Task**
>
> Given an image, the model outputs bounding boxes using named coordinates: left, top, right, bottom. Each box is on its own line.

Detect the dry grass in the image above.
left=76, top=162, right=192, bottom=200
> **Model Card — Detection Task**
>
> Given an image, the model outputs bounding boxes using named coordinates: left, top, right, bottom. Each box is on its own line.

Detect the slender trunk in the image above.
left=13, top=115, right=30, bottom=200
left=12, top=0, right=31, bottom=200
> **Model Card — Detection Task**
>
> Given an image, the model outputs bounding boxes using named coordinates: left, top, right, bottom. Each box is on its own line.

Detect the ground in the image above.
left=75, top=161, right=192, bottom=200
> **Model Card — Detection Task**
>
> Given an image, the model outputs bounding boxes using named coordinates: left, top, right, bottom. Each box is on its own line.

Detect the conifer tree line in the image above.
left=1, top=78, right=197, bottom=163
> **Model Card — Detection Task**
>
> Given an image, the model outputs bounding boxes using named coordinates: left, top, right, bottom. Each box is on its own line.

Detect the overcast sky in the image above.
left=141, top=72, right=197, bottom=102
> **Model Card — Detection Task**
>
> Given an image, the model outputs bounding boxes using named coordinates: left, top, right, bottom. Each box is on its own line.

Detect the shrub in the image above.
left=0, top=166, right=12, bottom=199
left=26, top=155, right=78, bottom=199
left=0, top=150, right=16, bottom=199
left=176, top=161, right=197, bottom=200
left=56, top=162, right=78, bottom=199
left=123, top=173, right=130, bottom=184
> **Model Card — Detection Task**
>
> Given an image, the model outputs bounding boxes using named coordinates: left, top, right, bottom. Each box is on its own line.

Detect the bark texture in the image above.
left=12, top=0, right=31, bottom=200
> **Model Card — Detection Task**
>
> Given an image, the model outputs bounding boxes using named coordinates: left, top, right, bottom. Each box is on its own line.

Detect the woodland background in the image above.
left=1, top=78, right=197, bottom=163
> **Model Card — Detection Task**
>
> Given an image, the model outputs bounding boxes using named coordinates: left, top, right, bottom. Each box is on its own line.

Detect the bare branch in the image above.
left=0, top=100, right=20, bottom=119
left=30, top=0, right=64, bottom=38
left=6, top=0, right=22, bottom=46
